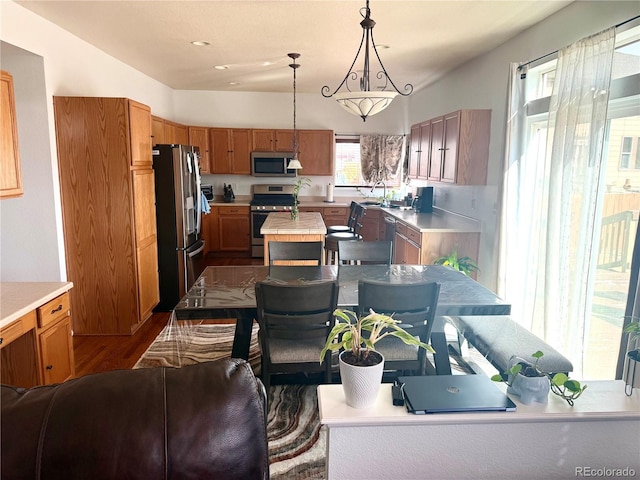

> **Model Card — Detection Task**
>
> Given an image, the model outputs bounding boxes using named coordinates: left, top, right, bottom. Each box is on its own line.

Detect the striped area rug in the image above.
left=133, top=322, right=326, bottom=479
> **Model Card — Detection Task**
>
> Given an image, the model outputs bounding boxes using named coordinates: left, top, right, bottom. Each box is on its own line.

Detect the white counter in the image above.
left=318, top=381, right=640, bottom=479
left=0, top=282, right=73, bottom=329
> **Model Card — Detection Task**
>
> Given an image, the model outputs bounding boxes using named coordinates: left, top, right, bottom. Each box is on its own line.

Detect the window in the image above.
left=334, top=136, right=403, bottom=187
left=334, top=138, right=365, bottom=186
left=620, top=136, right=633, bottom=168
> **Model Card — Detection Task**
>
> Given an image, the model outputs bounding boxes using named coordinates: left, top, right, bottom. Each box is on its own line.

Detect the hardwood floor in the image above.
left=73, top=255, right=263, bottom=377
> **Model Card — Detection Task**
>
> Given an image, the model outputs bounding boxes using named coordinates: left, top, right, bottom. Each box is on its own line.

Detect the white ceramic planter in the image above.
left=506, top=355, right=550, bottom=404
left=339, top=350, right=384, bottom=409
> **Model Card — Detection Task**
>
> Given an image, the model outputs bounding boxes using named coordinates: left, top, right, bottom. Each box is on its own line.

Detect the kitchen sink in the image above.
left=360, top=201, right=381, bottom=206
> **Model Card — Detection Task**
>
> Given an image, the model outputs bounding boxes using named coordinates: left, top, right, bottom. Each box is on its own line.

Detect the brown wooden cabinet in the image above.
left=0, top=70, right=23, bottom=198
left=210, top=128, right=251, bottom=174
left=394, top=222, right=422, bottom=264
left=0, top=288, right=75, bottom=388
left=251, top=129, right=295, bottom=152
left=300, top=205, right=348, bottom=228
left=408, top=110, right=490, bottom=185
left=298, top=130, right=334, bottom=176
left=188, top=126, right=211, bottom=174
left=360, top=208, right=381, bottom=241
left=151, top=115, right=165, bottom=144
left=54, top=96, right=159, bottom=335
left=216, top=205, right=250, bottom=251
left=37, top=292, right=74, bottom=385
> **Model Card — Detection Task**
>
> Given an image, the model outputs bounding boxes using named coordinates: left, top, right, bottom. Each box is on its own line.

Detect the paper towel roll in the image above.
left=325, top=183, right=334, bottom=202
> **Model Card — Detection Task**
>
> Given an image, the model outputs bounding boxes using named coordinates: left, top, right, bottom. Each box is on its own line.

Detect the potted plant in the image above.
left=433, top=250, right=479, bottom=276
left=491, top=351, right=587, bottom=406
left=291, top=176, right=311, bottom=220
left=320, top=308, right=434, bottom=409
left=623, top=319, right=640, bottom=395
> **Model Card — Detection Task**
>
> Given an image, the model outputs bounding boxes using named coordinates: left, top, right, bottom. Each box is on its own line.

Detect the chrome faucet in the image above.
left=371, top=180, right=389, bottom=207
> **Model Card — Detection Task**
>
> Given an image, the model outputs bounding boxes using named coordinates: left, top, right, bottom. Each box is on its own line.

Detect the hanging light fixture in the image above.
left=287, top=53, right=303, bottom=170
left=321, top=0, right=413, bottom=122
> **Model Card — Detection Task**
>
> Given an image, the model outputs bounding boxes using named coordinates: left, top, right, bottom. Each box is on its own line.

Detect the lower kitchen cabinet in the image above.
left=210, top=205, right=250, bottom=252
left=360, top=208, right=382, bottom=241
left=299, top=206, right=348, bottom=228
left=0, top=287, right=75, bottom=388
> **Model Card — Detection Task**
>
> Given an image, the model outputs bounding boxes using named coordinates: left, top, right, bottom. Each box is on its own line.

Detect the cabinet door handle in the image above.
left=51, top=304, right=63, bottom=314
left=46, top=365, right=53, bottom=370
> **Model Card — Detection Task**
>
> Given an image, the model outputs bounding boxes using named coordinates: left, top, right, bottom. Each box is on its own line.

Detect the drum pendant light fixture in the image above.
left=321, top=0, right=413, bottom=122
left=288, top=53, right=303, bottom=170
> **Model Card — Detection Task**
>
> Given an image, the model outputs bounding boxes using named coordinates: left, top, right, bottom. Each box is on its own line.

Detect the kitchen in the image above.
left=1, top=1, right=638, bottom=383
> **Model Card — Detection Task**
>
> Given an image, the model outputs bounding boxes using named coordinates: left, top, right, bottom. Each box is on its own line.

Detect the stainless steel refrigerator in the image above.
left=152, top=144, right=205, bottom=310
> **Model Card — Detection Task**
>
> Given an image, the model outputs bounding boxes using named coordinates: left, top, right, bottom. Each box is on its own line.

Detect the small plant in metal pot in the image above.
left=492, top=351, right=587, bottom=406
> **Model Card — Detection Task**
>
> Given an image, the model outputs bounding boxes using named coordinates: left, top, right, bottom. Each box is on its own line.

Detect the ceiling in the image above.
left=16, top=0, right=573, bottom=94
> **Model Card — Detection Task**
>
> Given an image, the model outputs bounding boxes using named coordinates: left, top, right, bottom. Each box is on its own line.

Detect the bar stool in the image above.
left=327, top=201, right=358, bottom=234
left=324, top=204, right=365, bottom=264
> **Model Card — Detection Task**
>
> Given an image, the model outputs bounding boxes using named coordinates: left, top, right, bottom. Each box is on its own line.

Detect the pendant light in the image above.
left=288, top=53, right=303, bottom=170
left=321, top=0, right=413, bottom=122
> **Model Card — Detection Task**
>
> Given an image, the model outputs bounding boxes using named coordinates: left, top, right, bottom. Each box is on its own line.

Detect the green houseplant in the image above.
left=291, top=176, right=311, bottom=220
left=433, top=250, right=479, bottom=276
left=491, top=351, right=587, bottom=406
left=320, top=308, right=434, bottom=408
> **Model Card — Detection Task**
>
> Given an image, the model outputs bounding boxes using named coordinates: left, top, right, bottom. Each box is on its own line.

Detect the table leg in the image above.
left=431, top=316, right=452, bottom=375
left=231, top=313, right=256, bottom=360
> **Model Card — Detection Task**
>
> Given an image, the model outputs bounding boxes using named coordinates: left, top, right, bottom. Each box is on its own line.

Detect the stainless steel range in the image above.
left=250, top=184, right=296, bottom=257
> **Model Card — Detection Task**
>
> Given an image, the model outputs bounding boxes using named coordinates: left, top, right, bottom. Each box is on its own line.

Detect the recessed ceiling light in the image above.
left=191, top=41, right=210, bottom=47
left=377, top=44, right=390, bottom=50
left=228, top=82, right=240, bottom=86
left=214, top=65, right=229, bottom=70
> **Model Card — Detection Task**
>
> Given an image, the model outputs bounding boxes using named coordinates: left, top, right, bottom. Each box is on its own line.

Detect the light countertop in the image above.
left=261, top=212, right=327, bottom=234
left=0, top=282, right=73, bottom=329
left=380, top=207, right=481, bottom=233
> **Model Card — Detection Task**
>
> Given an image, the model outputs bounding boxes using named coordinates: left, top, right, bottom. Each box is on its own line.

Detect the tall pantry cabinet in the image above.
left=54, top=97, right=160, bottom=335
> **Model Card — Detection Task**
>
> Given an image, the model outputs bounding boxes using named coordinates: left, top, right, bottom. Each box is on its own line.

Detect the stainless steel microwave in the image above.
left=251, top=152, right=297, bottom=177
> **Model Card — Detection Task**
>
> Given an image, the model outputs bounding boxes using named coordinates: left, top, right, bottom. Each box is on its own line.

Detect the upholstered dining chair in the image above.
left=338, top=240, right=393, bottom=265
left=358, top=280, right=441, bottom=376
left=268, top=241, right=324, bottom=266
left=255, top=280, right=339, bottom=390
left=324, top=203, right=365, bottom=264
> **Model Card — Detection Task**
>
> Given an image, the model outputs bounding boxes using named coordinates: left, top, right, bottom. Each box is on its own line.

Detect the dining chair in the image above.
left=327, top=201, right=358, bottom=234
left=255, top=280, right=339, bottom=390
left=338, top=240, right=393, bottom=265
left=358, top=280, right=441, bottom=376
left=268, top=241, right=324, bottom=266
left=324, top=203, right=365, bottom=264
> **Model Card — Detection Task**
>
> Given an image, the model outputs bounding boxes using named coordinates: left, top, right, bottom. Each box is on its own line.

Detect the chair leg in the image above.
left=261, top=359, right=270, bottom=392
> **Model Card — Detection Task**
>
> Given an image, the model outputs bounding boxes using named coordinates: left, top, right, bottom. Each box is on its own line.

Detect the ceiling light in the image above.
left=228, top=82, right=240, bottom=86
left=214, top=65, right=229, bottom=70
left=321, top=0, right=413, bottom=122
left=288, top=53, right=303, bottom=170
left=191, top=41, right=210, bottom=47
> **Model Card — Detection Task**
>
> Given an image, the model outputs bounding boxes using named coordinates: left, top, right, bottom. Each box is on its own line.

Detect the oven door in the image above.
left=251, top=211, right=270, bottom=257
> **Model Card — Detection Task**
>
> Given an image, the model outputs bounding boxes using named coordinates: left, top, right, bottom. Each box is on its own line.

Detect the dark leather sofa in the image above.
left=1, top=359, right=269, bottom=480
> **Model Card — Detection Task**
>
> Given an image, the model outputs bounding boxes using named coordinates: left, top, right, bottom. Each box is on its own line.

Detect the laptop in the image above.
left=398, top=374, right=517, bottom=414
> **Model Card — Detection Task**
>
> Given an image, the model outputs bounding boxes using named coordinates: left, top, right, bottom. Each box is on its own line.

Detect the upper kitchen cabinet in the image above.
left=164, top=120, right=188, bottom=145
left=251, top=129, right=295, bottom=152
left=408, top=109, right=490, bottom=185
left=188, top=126, right=211, bottom=174
left=128, top=100, right=153, bottom=167
left=151, top=115, right=165, bottom=144
left=53, top=96, right=159, bottom=335
left=1, top=70, right=23, bottom=198
left=209, top=128, right=251, bottom=174
left=298, top=129, right=334, bottom=176
left=252, top=129, right=275, bottom=151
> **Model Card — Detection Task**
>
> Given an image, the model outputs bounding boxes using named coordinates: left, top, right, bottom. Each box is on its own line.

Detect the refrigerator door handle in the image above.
left=188, top=241, right=205, bottom=258
left=194, top=150, right=202, bottom=235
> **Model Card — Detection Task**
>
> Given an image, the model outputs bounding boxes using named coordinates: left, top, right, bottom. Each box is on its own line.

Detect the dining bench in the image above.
left=446, top=315, right=574, bottom=376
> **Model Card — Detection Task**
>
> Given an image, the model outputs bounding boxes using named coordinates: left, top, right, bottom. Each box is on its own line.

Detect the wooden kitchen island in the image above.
left=260, top=211, right=327, bottom=265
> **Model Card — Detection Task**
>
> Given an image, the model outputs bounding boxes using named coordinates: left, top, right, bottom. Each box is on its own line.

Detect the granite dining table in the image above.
left=174, top=264, right=511, bottom=375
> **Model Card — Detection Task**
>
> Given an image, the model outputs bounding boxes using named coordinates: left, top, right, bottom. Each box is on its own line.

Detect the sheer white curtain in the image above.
left=498, top=28, right=616, bottom=376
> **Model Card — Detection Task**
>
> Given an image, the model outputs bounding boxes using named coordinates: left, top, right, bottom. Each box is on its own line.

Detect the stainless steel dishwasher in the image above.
left=383, top=214, right=396, bottom=261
